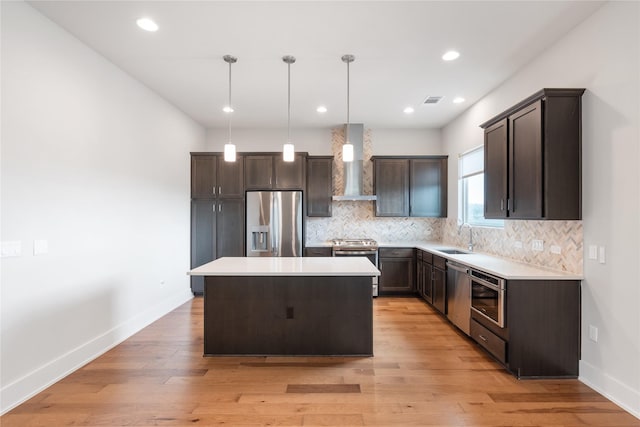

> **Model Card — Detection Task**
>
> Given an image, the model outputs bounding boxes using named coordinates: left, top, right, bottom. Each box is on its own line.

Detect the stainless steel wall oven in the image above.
left=470, top=268, right=506, bottom=328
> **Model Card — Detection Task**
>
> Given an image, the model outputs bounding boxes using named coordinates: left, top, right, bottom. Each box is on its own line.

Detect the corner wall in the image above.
left=1, top=2, right=206, bottom=413
left=441, top=2, right=639, bottom=416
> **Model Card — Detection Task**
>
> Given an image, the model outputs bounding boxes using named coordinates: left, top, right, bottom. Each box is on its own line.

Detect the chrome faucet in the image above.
left=459, top=223, right=474, bottom=252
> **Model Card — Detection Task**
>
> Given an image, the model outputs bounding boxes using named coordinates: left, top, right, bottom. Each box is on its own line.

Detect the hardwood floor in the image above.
left=3, top=297, right=639, bottom=426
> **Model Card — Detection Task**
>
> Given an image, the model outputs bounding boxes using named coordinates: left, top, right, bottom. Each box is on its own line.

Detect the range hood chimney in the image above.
left=332, top=124, right=377, bottom=201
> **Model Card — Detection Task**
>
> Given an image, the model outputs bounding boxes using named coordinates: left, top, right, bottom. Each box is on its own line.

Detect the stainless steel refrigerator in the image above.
left=246, top=191, right=303, bottom=257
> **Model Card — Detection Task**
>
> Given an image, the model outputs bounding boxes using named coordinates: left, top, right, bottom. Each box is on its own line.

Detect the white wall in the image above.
left=206, top=127, right=442, bottom=155
left=442, top=1, right=640, bottom=416
left=0, top=2, right=206, bottom=413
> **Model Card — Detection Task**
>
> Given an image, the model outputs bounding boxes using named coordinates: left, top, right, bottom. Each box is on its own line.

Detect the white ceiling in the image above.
left=28, top=1, right=604, bottom=129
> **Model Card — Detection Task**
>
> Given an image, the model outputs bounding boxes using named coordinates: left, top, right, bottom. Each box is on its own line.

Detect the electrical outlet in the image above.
left=532, top=240, right=544, bottom=252
left=589, top=325, right=598, bottom=342
left=550, top=245, right=561, bottom=254
left=34, top=239, right=48, bottom=255
left=1, top=241, right=22, bottom=258
left=514, top=241, right=523, bottom=249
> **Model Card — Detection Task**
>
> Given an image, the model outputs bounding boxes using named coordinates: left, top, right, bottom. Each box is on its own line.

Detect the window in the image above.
left=458, top=146, right=504, bottom=227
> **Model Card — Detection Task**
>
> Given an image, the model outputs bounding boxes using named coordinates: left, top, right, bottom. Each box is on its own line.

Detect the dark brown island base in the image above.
left=189, top=257, right=380, bottom=356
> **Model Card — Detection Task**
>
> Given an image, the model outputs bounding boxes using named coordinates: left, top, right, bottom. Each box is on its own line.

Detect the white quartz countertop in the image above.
left=190, top=257, right=381, bottom=277
left=379, top=241, right=582, bottom=280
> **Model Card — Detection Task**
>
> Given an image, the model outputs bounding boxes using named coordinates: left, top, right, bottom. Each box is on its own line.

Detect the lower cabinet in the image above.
left=378, top=248, right=415, bottom=294
left=416, top=250, right=446, bottom=314
left=470, top=279, right=581, bottom=378
left=190, top=198, right=245, bottom=294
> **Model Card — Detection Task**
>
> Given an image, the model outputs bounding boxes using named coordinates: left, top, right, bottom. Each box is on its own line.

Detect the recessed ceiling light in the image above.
left=442, top=50, right=460, bottom=61
left=223, top=106, right=234, bottom=113
left=453, top=97, right=465, bottom=104
left=316, top=106, right=327, bottom=113
left=136, top=17, right=158, bottom=32
left=403, top=107, right=415, bottom=114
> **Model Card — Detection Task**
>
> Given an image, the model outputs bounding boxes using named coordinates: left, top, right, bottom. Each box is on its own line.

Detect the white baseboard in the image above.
left=0, top=289, right=193, bottom=415
left=579, top=360, right=640, bottom=419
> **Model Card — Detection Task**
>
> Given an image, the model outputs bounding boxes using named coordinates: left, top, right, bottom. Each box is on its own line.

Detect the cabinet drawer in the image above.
left=379, top=248, right=414, bottom=258
left=421, top=250, right=433, bottom=264
left=433, top=254, right=446, bottom=270
left=304, top=247, right=332, bottom=257
left=471, top=319, right=507, bottom=364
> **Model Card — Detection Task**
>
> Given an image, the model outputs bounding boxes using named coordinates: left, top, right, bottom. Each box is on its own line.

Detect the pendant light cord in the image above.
left=287, top=61, right=291, bottom=143
left=228, top=59, right=232, bottom=143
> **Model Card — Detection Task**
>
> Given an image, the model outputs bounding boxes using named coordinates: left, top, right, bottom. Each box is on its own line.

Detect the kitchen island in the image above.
left=189, top=257, right=380, bottom=356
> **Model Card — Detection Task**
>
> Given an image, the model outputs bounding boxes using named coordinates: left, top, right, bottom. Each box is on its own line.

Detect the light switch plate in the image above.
left=1, top=241, right=22, bottom=258
left=550, top=245, right=561, bottom=254
left=599, top=246, right=606, bottom=264
left=588, top=245, right=598, bottom=260
left=589, top=325, right=598, bottom=342
left=34, top=239, right=48, bottom=255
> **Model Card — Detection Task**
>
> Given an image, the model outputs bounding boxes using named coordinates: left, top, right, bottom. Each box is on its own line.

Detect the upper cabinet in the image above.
left=480, top=88, right=585, bottom=220
left=191, top=153, right=244, bottom=199
left=306, top=156, right=333, bottom=217
left=372, top=156, right=448, bottom=217
left=245, top=153, right=306, bottom=190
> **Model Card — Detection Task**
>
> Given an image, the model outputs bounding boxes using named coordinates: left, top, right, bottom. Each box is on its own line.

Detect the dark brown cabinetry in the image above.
left=417, top=250, right=446, bottom=314
left=480, top=88, right=585, bottom=220
left=190, top=153, right=245, bottom=294
left=373, top=159, right=409, bottom=216
left=372, top=156, right=447, bottom=217
left=245, top=153, right=306, bottom=190
left=378, top=247, right=415, bottom=294
left=306, top=156, right=333, bottom=217
left=470, top=278, right=580, bottom=378
left=304, top=247, right=332, bottom=257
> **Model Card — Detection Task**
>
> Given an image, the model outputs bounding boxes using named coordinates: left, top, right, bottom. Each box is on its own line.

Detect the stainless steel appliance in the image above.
left=470, top=268, right=506, bottom=328
left=246, top=191, right=302, bottom=257
left=446, top=261, right=472, bottom=335
left=332, top=238, right=379, bottom=296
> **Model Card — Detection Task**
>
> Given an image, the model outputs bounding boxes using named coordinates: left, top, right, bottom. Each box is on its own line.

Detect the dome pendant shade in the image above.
left=283, top=143, right=295, bottom=162
left=342, top=142, right=354, bottom=162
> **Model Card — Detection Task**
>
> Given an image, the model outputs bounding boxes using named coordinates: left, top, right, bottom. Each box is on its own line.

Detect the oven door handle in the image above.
left=472, top=278, right=503, bottom=292
left=333, top=250, right=378, bottom=256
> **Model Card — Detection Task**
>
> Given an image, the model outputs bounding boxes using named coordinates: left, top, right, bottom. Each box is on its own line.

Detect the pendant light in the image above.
left=223, top=55, right=237, bottom=162
left=342, top=54, right=355, bottom=162
left=282, top=55, right=296, bottom=162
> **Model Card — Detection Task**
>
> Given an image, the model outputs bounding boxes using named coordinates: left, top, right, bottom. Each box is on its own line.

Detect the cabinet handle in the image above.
left=478, top=334, right=488, bottom=343
left=212, top=186, right=216, bottom=196
left=212, top=204, right=216, bottom=213
left=507, top=198, right=512, bottom=212
left=218, top=204, right=222, bottom=212
left=500, top=199, right=504, bottom=211
left=218, top=186, right=222, bottom=195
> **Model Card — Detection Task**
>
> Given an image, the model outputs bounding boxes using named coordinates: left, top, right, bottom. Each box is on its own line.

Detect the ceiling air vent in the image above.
left=423, top=95, right=443, bottom=105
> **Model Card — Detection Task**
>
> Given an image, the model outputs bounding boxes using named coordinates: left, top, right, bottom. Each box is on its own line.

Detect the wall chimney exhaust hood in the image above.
left=332, top=124, right=377, bottom=201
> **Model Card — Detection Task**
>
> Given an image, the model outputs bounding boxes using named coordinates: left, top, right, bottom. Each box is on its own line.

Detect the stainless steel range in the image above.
left=331, top=238, right=379, bottom=296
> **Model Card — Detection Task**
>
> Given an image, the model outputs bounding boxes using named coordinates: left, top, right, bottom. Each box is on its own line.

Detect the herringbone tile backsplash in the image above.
left=306, top=127, right=583, bottom=275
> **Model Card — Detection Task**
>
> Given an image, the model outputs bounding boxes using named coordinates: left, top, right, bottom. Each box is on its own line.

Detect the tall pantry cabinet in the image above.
left=190, top=153, right=245, bottom=294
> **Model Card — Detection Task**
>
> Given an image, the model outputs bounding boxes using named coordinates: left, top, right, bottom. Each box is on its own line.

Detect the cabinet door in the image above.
left=374, top=159, right=409, bottom=217
left=304, top=247, right=332, bottom=257
left=245, top=156, right=274, bottom=190
left=432, top=267, right=446, bottom=314
left=216, top=199, right=245, bottom=257
left=218, top=155, right=244, bottom=198
left=509, top=101, right=543, bottom=219
left=422, top=261, right=433, bottom=303
left=191, top=199, right=216, bottom=294
left=484, top=119, right=508, bottom=218
left=379, top=257, right=415, bottom=293
left=274, top=154, right=305, bottom=190
left=191, top=155, right=217, bottom=198
left=410, top=158, right=447, bottom=217
left=306, top=157, right=333, bottom=217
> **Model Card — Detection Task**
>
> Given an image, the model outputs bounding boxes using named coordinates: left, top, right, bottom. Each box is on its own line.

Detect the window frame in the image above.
left=458, top=146, right=504, bottom=228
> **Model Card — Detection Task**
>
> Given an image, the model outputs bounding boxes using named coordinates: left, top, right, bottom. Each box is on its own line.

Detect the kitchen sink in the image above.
left=437, top=248, right=472, bottom=255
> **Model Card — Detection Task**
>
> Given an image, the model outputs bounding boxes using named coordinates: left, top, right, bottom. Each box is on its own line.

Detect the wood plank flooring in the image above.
left=3, top=297, right=639, bottom=426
